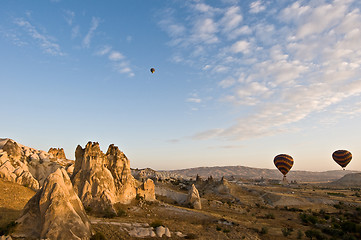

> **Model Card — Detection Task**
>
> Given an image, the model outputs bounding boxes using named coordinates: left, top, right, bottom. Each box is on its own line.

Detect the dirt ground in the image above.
left=89, top=180, right=361, bottom=239
left=1, top=178, right=361, bottom=239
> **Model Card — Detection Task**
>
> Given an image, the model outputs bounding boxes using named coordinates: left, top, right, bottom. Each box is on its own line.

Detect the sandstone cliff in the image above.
left=71, top=142, right=155, bottom=214
left=13, top=168, right=92, bottom=240
left=48, top=147, right=67, bottom=160
left=0, top=138, right=74, bottom=190
left=186, top=184, right=202, bottom=209
left=136, top=178, right=156, bottom=201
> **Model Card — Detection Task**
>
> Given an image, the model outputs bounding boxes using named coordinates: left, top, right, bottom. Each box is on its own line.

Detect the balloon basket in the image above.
left=282, top=176, right=289, bottom=185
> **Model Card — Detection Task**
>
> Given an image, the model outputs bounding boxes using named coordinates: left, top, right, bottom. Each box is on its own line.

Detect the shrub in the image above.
left=305, top=229, right=326, bottom=240
left=185, top=233, right=198, bottom=239
left=300, top=213, right=319, bottom=225
left=265, top=213, right=275, bottom=219
left=0, top=221, right=18, bottom=236
left=113, top=203, right=127, bottom=217
left=260, top=227, right=268, bottom=235
left=103, top=208, right=117, bottom=218
left=341, top=221, right=357, bottom=233
left=334, top=201, right=344, bottom=209
left=282, top=227, right=293, bottom=237
left=150, top=220, right=163, bottom=228
left=223, top=229, right=230, bottom=233
left=321, top=226, right=344, bottom=237
left=135, top=194, right=144, bottom=200
left=90, top=232, right=107, bottom=240
left=327, top=192, right=346, bottom=197
left=297, top=230, right=303, bottom=239
left=84, top=206, right=92, bottom=213
left=216, top=226, right=222, bottom=231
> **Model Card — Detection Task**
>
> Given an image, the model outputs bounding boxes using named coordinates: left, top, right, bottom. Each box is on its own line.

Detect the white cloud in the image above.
left=108, top=51, right=124, bottom=61
left=194, top=3, right=215, bottom=13
left=227, top=25, right=252, bottom=40
left=186, top=98, right=202, bottom=103
left=95, top=45, right=134, bottom=77
left=71, top=25, right=79, bottom=39
left=14, top=18, right=64, bottom=56
left=280, top=1, right=310, bottom=22
left=64, top=10, right=75, bottom=25
left=83, top=17, right=100, bottom=48
left=219, top=77, right=236, bottom=88
left=113, top=61, right=134, bottom=77
left=96, top=45, right=111, bottom=56
left=249, top=1, right=266, bottom=14
left=186, top=0, right=361, bottom=141
left=0, top=29, right=27, bottom=46
left=220, top=6, right=243, bottom=33
left=231, top=40, right=250, bottom=54
left=159, top=1, right=361, bottom=142
left=191, top=17, right=219, bottom=44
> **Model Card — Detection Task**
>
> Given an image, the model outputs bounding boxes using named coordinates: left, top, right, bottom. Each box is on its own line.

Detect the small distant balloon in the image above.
left=274, top=154, right=294, bottom=176
left=150, top=68, right=155, bottom=73
left=332, top=150, right=352, bottom=170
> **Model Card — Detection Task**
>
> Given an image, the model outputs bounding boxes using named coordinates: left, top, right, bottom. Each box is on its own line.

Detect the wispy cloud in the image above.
left=14, top=18, right=64, bottom=56
left=64, top=10, right=75, bottom=25
left=95, top=45, right=134, bottom=77
left=108, top=51, right=124, bottom=61
left=249, top=1, right=266, bottom=14
left=96, top=45, right=112, bottom=56
left=160, top=0, right=361, bottom=142
left=83, top=17, right=100, bottom=48
left=186, top=97, right=202, bottom=103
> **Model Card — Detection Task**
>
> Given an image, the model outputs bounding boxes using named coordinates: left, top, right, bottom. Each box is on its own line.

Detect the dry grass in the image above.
left=0, top=180, right=35, bottom=228
left=1, top=177, right=361, bottom=239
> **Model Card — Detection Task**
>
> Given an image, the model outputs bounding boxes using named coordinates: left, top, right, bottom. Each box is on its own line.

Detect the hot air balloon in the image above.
left=274, top=154, right=294, bottom=183
left=332, top=150, right=352, bottom=170
left=150, top=68, right=155, bottom=73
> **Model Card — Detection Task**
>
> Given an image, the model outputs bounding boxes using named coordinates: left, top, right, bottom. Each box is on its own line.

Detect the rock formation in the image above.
left=0, top=138, right=74, bottom=190
left=48, top=147, right=66, bottom=160
left=217, top=177, right=231, bottom=194
left=2, top=140, right=22, bottom=161
left=13, top=168, right=92, bottom=240
left=0, top=147, right=39, bottom=190
left=72, top=142, right=155, bottom=214
left=186, top=184, right=202, bottom=209
left=136, top=178, right=156, bottom=201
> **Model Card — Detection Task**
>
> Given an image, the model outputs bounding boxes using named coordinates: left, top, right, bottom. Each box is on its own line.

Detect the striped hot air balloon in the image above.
left=274, top=154, right=294, bottom=176
left=332, top=150, right=352, bottom=170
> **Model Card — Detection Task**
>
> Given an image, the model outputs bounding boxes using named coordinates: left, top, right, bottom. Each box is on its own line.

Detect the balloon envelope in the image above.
left=332, top=150, right=352, bottom=169
left=274, top=154, right=294, bottom=176
left=150, top=68, right=155, bottom=73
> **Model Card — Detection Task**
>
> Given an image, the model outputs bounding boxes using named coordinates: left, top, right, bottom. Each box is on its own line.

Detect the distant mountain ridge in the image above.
left=160, top=166, right=360, bottom=183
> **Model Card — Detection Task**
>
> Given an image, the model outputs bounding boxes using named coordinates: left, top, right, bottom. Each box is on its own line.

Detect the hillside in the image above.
left=0, top=180, right=35, bottom=229
left=161, top=166, right=360, bottom=183
left=330, top=173, right=361, bottom=187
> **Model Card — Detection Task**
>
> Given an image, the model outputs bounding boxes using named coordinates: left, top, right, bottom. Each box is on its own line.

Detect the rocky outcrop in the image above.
left=48, top=147, right=66, bottom=160
left=72, top=142, right=152, bottom=214
left=217, top=177, right=231, bottom=194
left=2, top=140, right=22, bottom=161
left=0, top=138, right=74, bottom=190
left=136, top=179, right=156, bottom=201
left=13, top=168, right=92, bottom=240
left=0, top=150, right=39, bottom=190
left=186, top=184, right=202, bottom=209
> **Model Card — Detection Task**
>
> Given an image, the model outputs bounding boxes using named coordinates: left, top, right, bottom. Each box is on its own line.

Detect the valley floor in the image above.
left=1, top=179, right=361, bottom=239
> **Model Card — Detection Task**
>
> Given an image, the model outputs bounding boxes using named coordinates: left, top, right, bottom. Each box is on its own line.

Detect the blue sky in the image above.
left=1, top=0, right=361, bottom=172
